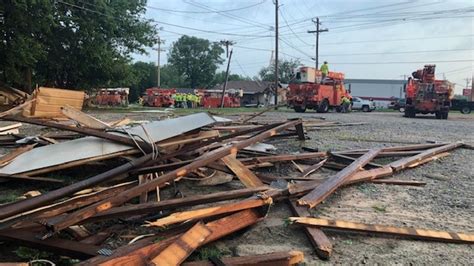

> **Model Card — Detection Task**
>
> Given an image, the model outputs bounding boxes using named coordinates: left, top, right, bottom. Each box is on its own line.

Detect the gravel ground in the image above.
left=0, top=110, right=473, bottom=264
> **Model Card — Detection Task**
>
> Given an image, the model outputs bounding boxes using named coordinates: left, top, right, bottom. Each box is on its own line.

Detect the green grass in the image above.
left=372, top=204, right=387, bottom=213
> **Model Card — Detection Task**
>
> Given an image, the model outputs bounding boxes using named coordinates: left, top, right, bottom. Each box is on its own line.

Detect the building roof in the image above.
left=212, top=80, right=273, bottom=94
left=345, top=79, right=406, bottom=85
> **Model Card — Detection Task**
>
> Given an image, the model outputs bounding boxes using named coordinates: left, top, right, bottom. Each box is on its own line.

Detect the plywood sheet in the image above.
left=29, top=87, right=85, bottom=118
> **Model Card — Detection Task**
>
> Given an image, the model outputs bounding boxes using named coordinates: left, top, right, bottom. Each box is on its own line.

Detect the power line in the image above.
left=57, top=1, right=274, bottom=38
left=322, top=48, right=473, bottom=57
left=146, top=1, right=266, bottom=14
left=327, top=59, right=473, bottom=65
left=279, top=8, right=312, bottom=46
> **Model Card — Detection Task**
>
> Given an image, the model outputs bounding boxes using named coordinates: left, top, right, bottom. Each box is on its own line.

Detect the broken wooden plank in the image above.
left=240, top=152, right=327, bottom=164
left=301, top=158, right=327, bottom=178
left=0, top=173, right=63, bottom=184
left=145, top=196, right=273, bottom=228
left=83, top=209, right=264, bottom=265
left=370, top=179, right=426, bottom=186
left=150, top=222, right=212, bottom=266
left=221, top=155, right=264, bottom=188
left=60, top=105, right=110, bottom=129
left=0, top=123, right=22, bottom=135
left=330, top=152, right=383, bottom=169
left=87, top=186, right=268, bottom=223
left=407, top=152, right=450, bottom=168
left=389, top=142, right=462, bottom=172
left=290, top=217, right=474, bottom=244
left=288, top=200, right=332, bottom=260
left=0, top=144, right=35, bottom=167
left=43, top=120, right=301, bottom=235
left=289, top=166, right=393, bottom=196
left=298, top=149, right=381, bottom=208
left=182, top=251, right=305, bottom=266
left=0, top=229, right=100, bottom=259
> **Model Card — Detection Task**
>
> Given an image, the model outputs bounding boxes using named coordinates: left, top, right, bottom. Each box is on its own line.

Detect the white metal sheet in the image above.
left=0, top=113, right=215, bottom=174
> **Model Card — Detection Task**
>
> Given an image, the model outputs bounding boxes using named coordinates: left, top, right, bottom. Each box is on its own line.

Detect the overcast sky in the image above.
left=134, top=0, right=473, bottom=94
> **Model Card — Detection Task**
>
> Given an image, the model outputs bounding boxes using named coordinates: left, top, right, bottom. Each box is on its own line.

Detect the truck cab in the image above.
left=287, top=67, right=351, bottom=113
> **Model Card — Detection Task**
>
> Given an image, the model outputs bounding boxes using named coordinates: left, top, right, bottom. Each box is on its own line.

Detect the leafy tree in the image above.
left=0, top=0, right=156, bottom=91
left=258, top=59, right=301, bottom=84
left=168, top=35, right=224, bottom=88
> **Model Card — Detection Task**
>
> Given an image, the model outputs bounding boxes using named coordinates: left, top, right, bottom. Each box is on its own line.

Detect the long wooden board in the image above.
left=146, top=197, right=273, bottom=227
left=297, top=149, right=381, bottom=208
left=182, top=251, right=304, bottom=266
left=150, top=222, right=212, bottom=266
left=290, top=217, right=474, bottom=244
left=221, top=155, right=264, bottom=188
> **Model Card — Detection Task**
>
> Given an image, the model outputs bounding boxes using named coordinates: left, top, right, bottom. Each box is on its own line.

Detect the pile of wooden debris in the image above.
left=0, top=93, right=472, bottom=265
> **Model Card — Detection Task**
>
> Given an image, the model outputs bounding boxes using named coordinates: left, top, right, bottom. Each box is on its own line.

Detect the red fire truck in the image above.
left=95, top=88, right=129, bottom=107
left=198, top=89, right=242, bottom=108
left=287, top=67, right=352, bottom=112
left=142, top=88, right=176, bottom=107
left=404, top=65, right=453, bottom=119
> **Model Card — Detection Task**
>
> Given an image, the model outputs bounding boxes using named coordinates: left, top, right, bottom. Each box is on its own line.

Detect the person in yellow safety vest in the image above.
left=320, top=61, right=329, bottom=83
left=341, top=96, right=351, bottom=113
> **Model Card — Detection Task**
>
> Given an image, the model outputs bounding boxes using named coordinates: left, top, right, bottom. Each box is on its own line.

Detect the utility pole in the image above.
left=220, top=40, right=235, bottom=58
left=220, top=49, right=233, bottom=108
left=274, top=0, right=279, bottom=109
left=307, top=17, right=328, bottom=73
left=156, top=37, right=165, bottom=88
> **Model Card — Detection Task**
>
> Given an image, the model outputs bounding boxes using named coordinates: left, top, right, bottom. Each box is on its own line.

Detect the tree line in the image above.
left=0, top=0, right=300, bottom=102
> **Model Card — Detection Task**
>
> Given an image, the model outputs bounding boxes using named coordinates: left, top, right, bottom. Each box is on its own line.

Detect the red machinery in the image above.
left=143, top=88, right=176, bottom=107
left=95, top=88, right=129, bottom=106
left=198, top=89, right=241, bottom=108
left=287, top=67, right=351, bottom=113
left=404, top=65, right=453, bottom=119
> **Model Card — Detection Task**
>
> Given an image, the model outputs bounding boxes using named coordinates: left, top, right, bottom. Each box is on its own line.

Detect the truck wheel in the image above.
left=404, top=107, right=415, bottom=118
left=317, top=99, right=329, bottom=113
left=294, top=106, right=306, bottom=113
left=442, top=111, right=449, bottom=120
left=435, top=112, right=442, bottom=119
left=461, top=106, right=471, bottom=114
left=362, top=105, right=369, bottom=112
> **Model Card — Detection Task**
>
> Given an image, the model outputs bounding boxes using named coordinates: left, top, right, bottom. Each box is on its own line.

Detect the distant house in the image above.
left=344, top=79, right=406, bottom=108
left=212, top=80, right=286, bottom=107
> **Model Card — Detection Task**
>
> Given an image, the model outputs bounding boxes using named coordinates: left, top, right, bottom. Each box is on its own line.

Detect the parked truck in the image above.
left=404, top=65, right=453, bottom=119
left=287, top=67, right=352, bottom=113
left=450, top=87, right=474, bottom=114
left=197, top=89, right=242, bottom=108
left=142, top=88, right=176, bottom=107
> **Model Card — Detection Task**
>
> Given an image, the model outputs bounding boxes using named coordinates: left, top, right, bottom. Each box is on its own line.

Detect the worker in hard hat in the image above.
left=320, top=61, right=329, bottom=83
left=341, top=95, right=351, bottom=113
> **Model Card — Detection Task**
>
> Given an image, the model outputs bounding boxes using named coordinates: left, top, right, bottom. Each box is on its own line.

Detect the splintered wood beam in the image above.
left=240, top=152, right=327, bottom=164
left=87, top=186, right=268, bottom=223
left=84, top=209, right=263, bottom=266
left=43, top=120, right=301, bottom=235
left=145, top=197, right=273, bottom=228
left=389, top=142, right=462, bottom=172
left=288, top=166, right=393, bottom=196
left=150, top=222, right=212, bottom=266
left=297, top=149, right=381, bottom=208
left=0, top=173, right=64, bottom=184
left=0, top=229, right=100, bottom=259
left=0, top=154, right=151, bottom=221
left=330, top=152, right=383, bottom=169
left=0, top=144, right=36, bottom=167
left=370, top=179, right=426, bottom=186
left=406, top=152, right=450, bottom=168
left=288, top=200, right=332, bottom=260
left=60, top=105, right=110, bottom=130
left=182, top=251, right=305, bottom=266
left=301, top=158, right=327, bottom=178
left=221, top=155, right=264, bottom=188
left=289, top=217, right=474, bottom=244
left=5, top=182, right=136, bottom=229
